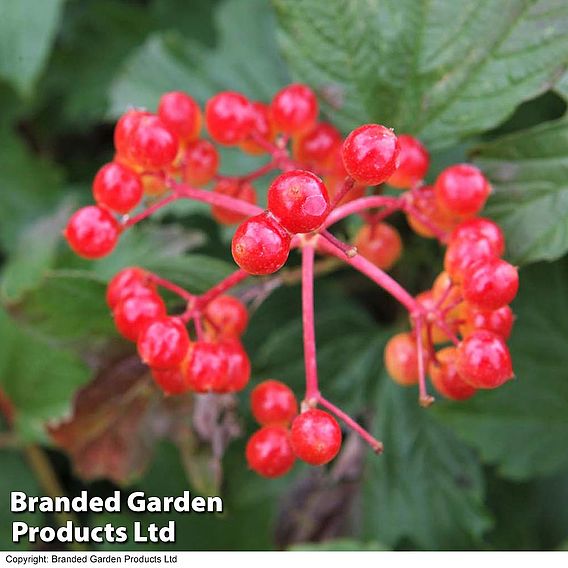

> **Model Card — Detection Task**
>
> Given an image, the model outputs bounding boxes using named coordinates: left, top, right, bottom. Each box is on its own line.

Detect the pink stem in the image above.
left=240, top=160, right=279, bottom=183
left=329, top=177, right=355, bottom=209
left=302, top=245, right=320, bottom=401
left=435, top=318, right=461, bottom=346
left=317, top=395, right=383, bottom=453
left=122, top=194, right=179, bottom=228
left=402, top=201, right=448, bottom=242
left=414, top=316, right=434, bottom=407
left=148, top=275, right=194, bottom=302
left=196, top=269, right=250, bottom=308
left=324, top=196, right=402, bottom=228
left=193, top=313, right=205, bottom=341
left=319, top=229, right=357, bottom=258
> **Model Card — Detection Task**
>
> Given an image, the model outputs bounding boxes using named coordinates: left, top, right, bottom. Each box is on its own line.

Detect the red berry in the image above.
left=429, top=347, right=476, bottom=401
left=205, top=91, right=253, bottom=145
left=414, top=290, right=458, bottom=345
left=246, top=426, right=296, bottom=478
left=151, top=366, right=188, bottom=395
left=204, top=295, right=248, bottom=337
left=449, top=218, right=505, bottom=257
left=219, top=339, right=251, bottom=392
left=251, top=380, right=298, bottom=426
left=354, top=222, right=402, bottom=270
left=129, top=115, right=179, bottom=170
left=137, top=317, right=191, bottom=369
left=341, top=124, right=400, bottom=186
left=158, top=91, right=202, bottom=142
left=211, top=179, right=257, bottom=225
left=290, top=409, right=342, bottom=466
left=113, top=291, right=166, bottom=342
left=93, top=162, right=143, bottom=214
left=444, top=237, right=496, bottom=282
left=384, top=332, right=424, bottom=386
left=460, top=304, right=514, bottom=340
left=183, top=139, right=219, bottom=186
left=293, top=122, right=341, bottom=168
left=462, top=258, right=518, bottom=310
left=387, top=134, right=429, bottom=189
left=434, top=164, right=491, bottom=217
left=64, top=206, right=121, bottom=259
left=183, top=341, right=228, bottom=393
left=456, top=331, right=514, bottom=389
left=232, top=212, right=291, bottom=275
left=240, top=102, right=275, bottom=155
left=271, top=83, right=318, bottom=135
left=267, top=170, right=330, bottom=233
left=114, top=109, right=150, bottom=162
left=106, top=267, right=153, bottom=310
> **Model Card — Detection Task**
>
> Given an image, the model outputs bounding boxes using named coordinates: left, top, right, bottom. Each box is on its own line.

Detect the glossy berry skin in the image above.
left=354, top=222, right=402, bottom=271
left=205, top=91, right=253, bottom=145
left=183, top=341, right=228, bottom=393
left=183, top=139, right=219, bottom=186
left=151, top=366, right=188, bottom=395
left=158, top=91, right=201, bottom=142
left=444, top=237, right=496, bottom=282
left=450, top=218, right=505, bottom=257
left=251, top=380, right=298, bottom=426
left=293, top=122, right=342, bottom=168
left=232, top=212, right=291, bottom=275
left=137, top=317, right=190, bottom=369
left=113, top=291, right=167, bottom=342
left=434, top=164, right=491, bottom=217
left=204, top=295, right=248, bottom=337
left=271, top=83, right=318, bottom=135
left=341, top=124, right=400, bottom=186
left=246, top=426, right=296, bottom=478
left=460, top=304, right=514, bottom=340
left=219, top=339, right=251, bottom=392
left=106, top=267, right=152, bottom=310
left=387, top=134, right=429, bottom=189
left=64, top=206, right=121, bottom=260
left=114, top=109, right=150, bottom=162
left=456, top=331, right=514, bottom=389
left=384, top=332, right=421, bottom=386
left=240, top=102, right=274, bottom=155
left=462, top=258, right=518, bottom=310
left=429, top=347, right=476, bottom=401
left=211, top=179, right=257, bottom=225
left=290, top=409, right=342, bottom=466
left=93, top=162, right=143, bottom=214
left=129, top=115, right=179, bottom=170
left=267, top=170, right=330, bottom=233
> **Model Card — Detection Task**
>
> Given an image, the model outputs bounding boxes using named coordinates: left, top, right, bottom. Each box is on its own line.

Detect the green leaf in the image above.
left=362, top=380, right=492, bottom=549
left=434, top=260, right=568, bottom=480
left=290, top=539, right=388, bottom=551
left=476, top=117, right=568, bottom=264
left=274, top=0, right=568, bottom=148
left=0, top=0, right=65, bottom=97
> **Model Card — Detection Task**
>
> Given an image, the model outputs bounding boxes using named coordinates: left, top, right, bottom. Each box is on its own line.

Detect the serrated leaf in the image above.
left=274, top=0, right=568, bottom=148
left=475, top=117, right=568, bottom=264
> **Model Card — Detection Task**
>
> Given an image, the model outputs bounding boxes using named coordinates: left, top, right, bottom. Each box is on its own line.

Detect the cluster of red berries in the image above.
left=246, top=380, right=342, bottom=477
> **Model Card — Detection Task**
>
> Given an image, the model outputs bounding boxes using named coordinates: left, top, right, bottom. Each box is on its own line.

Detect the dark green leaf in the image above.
left=290, top=539, right=388, bottom=551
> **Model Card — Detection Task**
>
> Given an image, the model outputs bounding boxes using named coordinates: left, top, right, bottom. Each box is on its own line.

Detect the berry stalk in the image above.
left=302, top=245, right=320, bottom=402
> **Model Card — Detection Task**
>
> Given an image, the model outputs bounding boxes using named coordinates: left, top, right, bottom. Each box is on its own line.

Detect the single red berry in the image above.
left=354, top=222, right=402, bottom=270
left=204, top=295, right=248, bottom=337
left=456, top=330, right=514, bottom=389
left=387, top=134, right=429, bottom=189
left=211, top=179, right=257, bottom=225
left=113, top=291, right=167, bottom=342
left=182, top=341, right=228, bottom=393
left=114, top=109, right=151, bottom=162
left=384, top=332, right=422, bottom=386
left=462, top=258, right=519, bottom=310
left=267, top=170, right=330, bottom=233
left=293, top=122, right=342, bottom=168
left=219, top=339, right=251, bottom=392
left=158, top=91, right=202, bottom=142
left=341, top=124, right=400, bottom=186
left=64, top=206, right=121, bottom=259
left=449, top=218, right=505, bottom=257
left=106, top=267, right=153, bottom=310
left=460, top=304, right=514, bottom=340
left=232, top=212, right=291, bottom=275
left=93, top=162, right=143, bottom=214
left=137, top=317, right=191, bottom=369
left=205, top=91, right=253, bottom=145
left=128, top=114, right=179, bottom=170
left=290, top=409, right=342, bottom=466
left=183, top=139, right=219, bottom=186
left=444, top=237, right=496, bottom=282
left=434, top=164, right=491, bottom=217
left=271, top=83, right=318, bottom=135
left=240, top=102, right=275, bottom=155
left=429, top=347, right=476, bottom=401
left=251, top=380, right=298, bottom=426
left=151, top=366, right=188, bottom=395
left=246, top=425, right=296, bottom=478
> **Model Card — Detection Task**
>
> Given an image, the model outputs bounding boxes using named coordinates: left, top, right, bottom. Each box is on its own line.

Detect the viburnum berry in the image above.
left=151, top=366, right=188, bottom=396
left=157, top=91, right=202, bottom=142
left=415, top=290, right=458, bottom=344
left=434, top=164, right=491, bottom=217
left=92, top=162, right=143, bottom=214
left=137, top=317, right=191, bottom=369
left=218, top=339, right=251, bottom=392
left=246, top=426, right=295, bottom=478
left=211, top=179, right=257, bottom=225
left=114, top=109, right=150, bottom=163
left=384, top=332, right=422, bottom=386
left=341, top=124, right=400, bottom=186
left=429, top=347, right=476, bottom=401
left=251, top=380, right=298, bottom=426
left=113, top=291, right=167, bottom=342
left=183, top=139, right=219, bottom=186
left=64, top=205, right=121, bottom=259
left=232, top=212, right=291, bottom=275
left=462, top=258, right=519, bottom=310
left=106, top=267, right=153, bottom=310
left=267, top=170, right=330, bottom=233
left=128, top=115, right=179, bottom=170
left=205, top=91, right=253, bottom=145
left=354, top=222, right=402, bottom=271
left=204, top=295, right=248, bottom=337
left=387, top=134, right=429, bottom=189
left=271, top=83, right=318, bottom=135
left=141, top=173, right=167, bottom=197
left=183, top=341, right=228, bottom=393
left=456, top=330, right=514, bottom=389
left=460, top=303, right=514, bottom=340
left=290, top=409, right=342, bottom=466
left=449, top=218, right=505, bottom=257
left=293, top=122, right=342, bottom=168
left=444, top=236, right=496, bottom=282
left=240, top=102, right=275, bottom=155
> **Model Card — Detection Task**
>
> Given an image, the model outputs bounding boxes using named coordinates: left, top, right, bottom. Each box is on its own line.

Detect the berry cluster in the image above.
left=64, top=81, right=517, bottom=479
